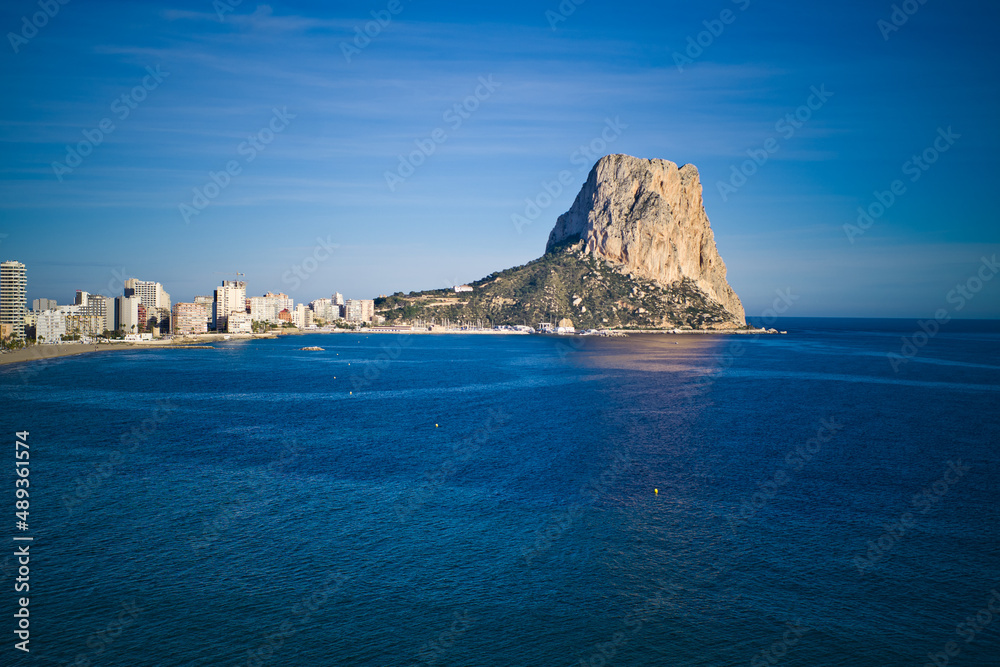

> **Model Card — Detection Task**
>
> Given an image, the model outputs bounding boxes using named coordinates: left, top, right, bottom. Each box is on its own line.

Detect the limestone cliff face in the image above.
left=546, top=154, right=745, bottom=324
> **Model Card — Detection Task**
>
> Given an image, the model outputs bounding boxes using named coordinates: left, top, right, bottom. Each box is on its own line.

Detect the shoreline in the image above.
left=0, top=326, right=783, bottom=367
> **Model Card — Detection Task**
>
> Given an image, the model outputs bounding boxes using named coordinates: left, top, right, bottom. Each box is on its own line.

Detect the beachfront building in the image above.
left=193, top=296, right=213, bottom=328
left=292, top=303, right=313, bottom=328
left=1, top=260, right=27, bottom=340
left=228, top=311, right=252, bottom=334
left=116, top=295, right=143, bottom=334
left=75, top=292, right=114, bottom=336
left=65, top=310, right=104, bottom=340
left=172, top=302, right=210, bottom=335
left=96, top=295, right=115, bottom=334
left=36, top=309, right=66, bottom=343
left=309, top=298, right=336, bottom=322
left=333, top=292, right=345, bottom=306
left=30, top=303, right=98, bottom=342
left=213, top=280, right=247, bottom=333
left=345, top=299, right=374, bottom=324
left=124, top=278, right=171, bottom=335
left=247, top=296, right=272, bottom=323
left=248, top=292, right=293, bottom=325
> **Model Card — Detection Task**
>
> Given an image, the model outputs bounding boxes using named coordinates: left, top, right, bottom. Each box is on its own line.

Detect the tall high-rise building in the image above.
left=116, top=295, right=143, bottom=334
left=192, top=297, right=213, bottom=331
left=123, top=279, right=171, bottom=311
left=0, top=261, right=27, bottom=340
left=214, top=280, right=247, bottom=333
left=333, top=292, right=345, bottom=306
left=124, top=279, right=171, bottom=335
left=90, top=294, right=114, bottom=334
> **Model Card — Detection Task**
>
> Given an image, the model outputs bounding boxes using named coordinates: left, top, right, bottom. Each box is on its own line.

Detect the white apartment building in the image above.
left=0, top=260, right=27, bottom=340
left=309, top=298, right=336, bottom=322
left=292, top=303, right=313, bottom=328
left=214, top=280, right=247, bottom=333
left=248, top=296, right=275, bottom=323
left=36, top=309, right=66, bottom=343
left=228, top=311, right=252, bottom=334
left=247, top=292, right=294, bottom=325
left=116, top=295, right=143, bottom=334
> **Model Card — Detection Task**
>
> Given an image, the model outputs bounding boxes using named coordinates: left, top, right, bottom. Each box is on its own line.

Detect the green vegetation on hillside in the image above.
left=375, top=242, right=741, bottom=330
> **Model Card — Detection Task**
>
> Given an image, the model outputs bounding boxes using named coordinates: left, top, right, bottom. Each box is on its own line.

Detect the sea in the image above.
left=2, top=317, right=998, bottom=666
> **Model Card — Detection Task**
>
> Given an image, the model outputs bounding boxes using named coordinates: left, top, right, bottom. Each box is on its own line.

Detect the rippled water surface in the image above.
left=3, top=318, right=998, bottom=665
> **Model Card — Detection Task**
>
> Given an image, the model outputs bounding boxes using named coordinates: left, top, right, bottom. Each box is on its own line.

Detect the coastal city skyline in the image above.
left=2, top=1, right=998, bottom=319
left=4, top=260, right=383, bottom=313
left=0, top=257, right=385, bottom=342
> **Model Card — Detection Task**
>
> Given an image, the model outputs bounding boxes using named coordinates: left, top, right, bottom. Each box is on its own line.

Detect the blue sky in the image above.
left=1, top=0, right=998, bottom=317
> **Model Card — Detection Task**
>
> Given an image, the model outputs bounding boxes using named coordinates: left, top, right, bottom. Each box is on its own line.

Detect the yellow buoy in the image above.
left=349, top=391, right=353, bottom=395
left=435, top=424, right=439, bottom=428
left=654, top=488, right=658, bottom=495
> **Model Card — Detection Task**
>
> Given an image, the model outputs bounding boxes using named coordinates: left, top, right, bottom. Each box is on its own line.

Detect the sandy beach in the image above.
left=0, top=342, right=214, bottom=367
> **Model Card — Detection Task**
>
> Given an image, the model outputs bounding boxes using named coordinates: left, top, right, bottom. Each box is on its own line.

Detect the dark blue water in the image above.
left=3, top=319, right=999, bottom=666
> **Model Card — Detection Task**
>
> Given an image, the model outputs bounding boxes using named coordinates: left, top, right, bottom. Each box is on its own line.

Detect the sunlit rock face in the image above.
left=547, top=154, right=745, bottom=324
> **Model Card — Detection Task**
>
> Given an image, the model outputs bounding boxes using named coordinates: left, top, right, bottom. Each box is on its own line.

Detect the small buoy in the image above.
left=435, top=424, right=439, bottom=428
left=654, top=488, right=658, bottom=495
left=349, top=391, right=353, bottom=395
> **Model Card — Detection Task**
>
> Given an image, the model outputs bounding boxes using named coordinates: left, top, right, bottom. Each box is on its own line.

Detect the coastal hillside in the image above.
left=376, top=154, right=747, bottom=330
left=376, top=241, right=738, bottom=329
